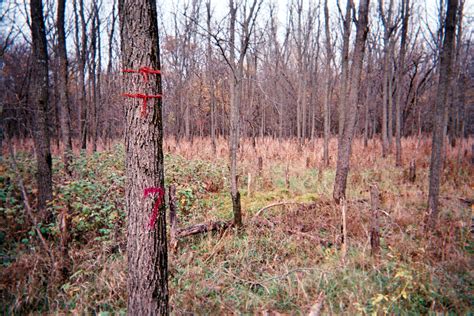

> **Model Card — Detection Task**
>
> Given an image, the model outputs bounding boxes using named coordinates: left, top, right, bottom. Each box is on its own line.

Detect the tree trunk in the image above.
left=395, top=0, right=410, bottom=166
left=338, top=0, right=352, bottom=140
left=118, top=0, right=168, bottom=313
left=206, top=1, right=217, bottom=154
left=75, top=0, right=88, bottom=151
left=323, top=0, right=332, bottom=166
left=427, top=0, right=458, bottom=227
left=90, top=2, right=98, bottom=152
left=30, top=0, right=53, bottom=215
left=95, top=3, right=102, bottom=151
left=333, top=0, right=370, bottom=203
left=57, top=0, right=73, bottom=175
left=364, top=49, right=373, bottom=148
left=380, top=0, right=395, bottom=158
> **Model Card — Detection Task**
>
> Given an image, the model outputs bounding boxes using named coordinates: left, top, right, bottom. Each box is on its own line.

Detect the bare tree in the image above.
left=333, top=0, right=370, bottom=203
left=337, top=0, right=352, bottom=141
left=379, top=0, right=397, bottom=157
left=395, top=0, right=410, bottom=166
left=323, top=0, right=332, bottom=166
left=73, top=0, right=88, bottom=150
left=118, top=0, right=168, bottom=313
left=426, top=0, right=458, bottom=227
left=30, top=0, right=52, bottom=215
left=56, top=0, right=73, bottom=174
left=218, top=0, right=262, bottom=227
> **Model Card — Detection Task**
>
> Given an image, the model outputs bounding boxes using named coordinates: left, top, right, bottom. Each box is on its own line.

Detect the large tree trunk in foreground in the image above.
left=427, top=0, right=458, bottom=227
left=30, top=0, right=52, bottom=215
left=333, top=0, right=370, bottom=203
left=57, top=0, right=73, bottom=175
left=119, top=0, right=168, bottom=314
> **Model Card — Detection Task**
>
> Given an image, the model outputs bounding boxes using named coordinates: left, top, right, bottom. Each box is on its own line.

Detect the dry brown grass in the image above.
left=1, top=136, right=472, bottom=314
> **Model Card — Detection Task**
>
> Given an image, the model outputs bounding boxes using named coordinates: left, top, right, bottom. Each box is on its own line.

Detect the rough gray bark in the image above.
left=333, top=0, right=370, bottom=203
left=57, top=0, right=73, bottom=175
left=228, top=0, right=241, bottom=227
left=118, top=0, right=168, bottom=314
left=89, top=2, right=98, bottom=152
left=30, top=0, right=52, bottom=215
left=206, top=1, right=217, bottom=154
left=395, top=0, right=410, bottom=166
left=227, top=0, right=260, bottom=227
left=74, top=0, right=88, bottom=150
left=427, top=0, right=458, bottom=227
left=322, top=0, right=332, bottom=166
left=338, top=0, right=352, bottom=140
left=379, top=0, right=396, bottom=157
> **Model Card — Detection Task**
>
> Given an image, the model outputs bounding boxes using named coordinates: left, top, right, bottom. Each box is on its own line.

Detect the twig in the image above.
left=308, top=292, right=325, bottom=316
left=223, top=267, right=270, bottom=294
left=253, top=201, right=306, bottom=218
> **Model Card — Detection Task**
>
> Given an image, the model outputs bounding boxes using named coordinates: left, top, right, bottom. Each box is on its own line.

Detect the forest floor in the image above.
left=1, top=137, right=473, bottom=314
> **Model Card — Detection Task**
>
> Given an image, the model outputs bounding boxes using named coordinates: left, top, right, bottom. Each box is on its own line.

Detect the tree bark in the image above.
left=118, top=0, right=168, bottom=314
left=322, top=0, right=332, bottom=166
left=338, top=0, right=352, bottom=140
left=227, top=0, right=259, bottom=227
left=395, top=0, right=410, bottom=166
left=426, top=0, right=458, bottom=227
left=57, top=0, right=73, bottom=175
left=206, top=1, right=217, bottom=154
left=89, top=2, right=98, bottom=152
left=380, top=0, right=396, bottom=158
left=74, top=0, right=88, bottom=151
left=333, top=0, right=370, bottom=203
left=30, top=0, right=53, bottom=215
left=228, top=0, right=242, bottom=227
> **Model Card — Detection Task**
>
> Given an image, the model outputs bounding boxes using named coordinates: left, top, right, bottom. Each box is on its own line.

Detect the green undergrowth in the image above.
left=0, top=144, right=472, bottom=314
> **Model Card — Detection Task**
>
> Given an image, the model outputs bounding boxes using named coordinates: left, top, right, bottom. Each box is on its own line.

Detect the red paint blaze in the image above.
left=122, top=93, right=162, bottom=117
left=143, top=187, right=165, bottom=229
left=122, top=66, right=161, bottom=83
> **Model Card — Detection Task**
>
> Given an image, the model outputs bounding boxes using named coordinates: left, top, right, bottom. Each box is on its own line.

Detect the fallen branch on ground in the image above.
left=176, top=220, right=232, bottom=238
left=253, top=201, right=307, bottom=218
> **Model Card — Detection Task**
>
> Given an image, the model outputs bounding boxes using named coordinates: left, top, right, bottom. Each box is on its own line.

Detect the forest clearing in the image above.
left=1, top=137, right=473, bottom=313
left=1, top=0, right=473, bottom=314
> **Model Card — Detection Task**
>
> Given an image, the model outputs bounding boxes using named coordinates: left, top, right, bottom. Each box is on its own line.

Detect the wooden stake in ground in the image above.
left=169, top=185, right=178, bottom=252
left=118, top=0, right=168, bottom=313
left=341, top=198, right=348, bottom=263
left=247, top=172, right=252, bottom=197
left=370, top=185, right=380, bottom=257
left=258, top=156, right=263, bottom=176
left=409, top=160, right=416, bottom=183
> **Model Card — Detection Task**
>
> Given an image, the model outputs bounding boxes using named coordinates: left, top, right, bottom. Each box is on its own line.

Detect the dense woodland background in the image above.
left=1, top=0, right=473, bottom=144
left=0, top=0, right=473, bottom=314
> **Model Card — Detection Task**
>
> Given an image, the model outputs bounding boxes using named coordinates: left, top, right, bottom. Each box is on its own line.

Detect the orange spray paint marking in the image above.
left=144, top=187, right=165, bottom=229
left=122, top=67, right=161, bottom=83
left=122, top=93, right=162, bottom=117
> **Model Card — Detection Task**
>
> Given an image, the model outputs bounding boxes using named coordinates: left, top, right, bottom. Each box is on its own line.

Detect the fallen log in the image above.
left=176, top=220, right=232, bottom=238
